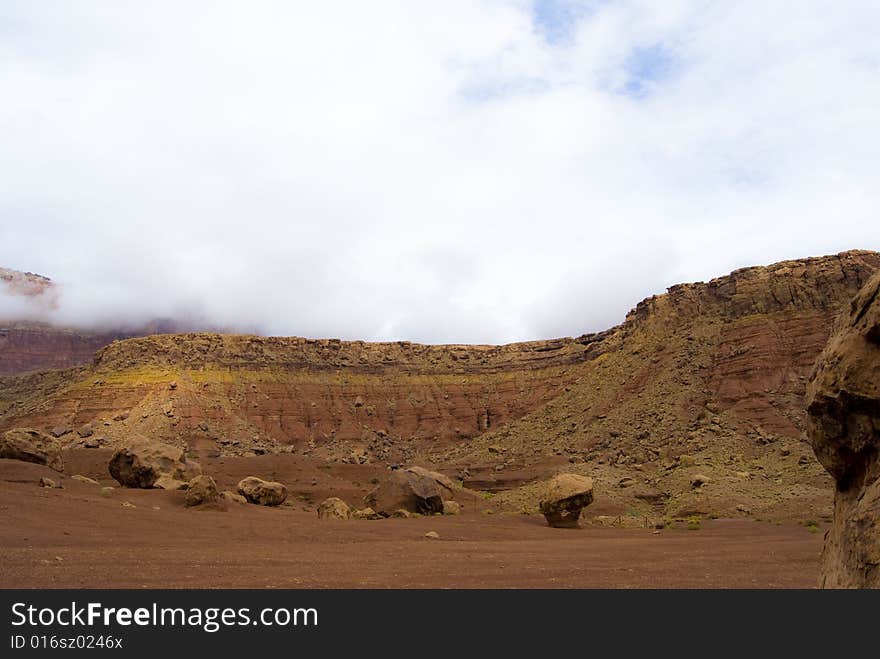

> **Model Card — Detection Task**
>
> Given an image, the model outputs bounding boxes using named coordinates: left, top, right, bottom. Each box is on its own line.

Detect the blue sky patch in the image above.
left=622, top=44, right=677, bottom=98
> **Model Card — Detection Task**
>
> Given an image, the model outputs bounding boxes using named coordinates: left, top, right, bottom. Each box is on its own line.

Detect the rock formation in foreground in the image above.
left=807, top=271, right=880, bottom=588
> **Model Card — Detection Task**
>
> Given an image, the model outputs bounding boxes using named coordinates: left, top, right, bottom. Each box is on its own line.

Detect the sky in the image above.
left=1, top=1, right=879, bottom=343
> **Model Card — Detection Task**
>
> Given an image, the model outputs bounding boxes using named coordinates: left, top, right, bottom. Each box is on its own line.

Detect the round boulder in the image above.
left=237, top=476, right=287, bottom=506
left=539, top=473, right=594, bottom=528
left=317, top=497, right=351, bottom=520
left=185, top=475, right=219, bottom=507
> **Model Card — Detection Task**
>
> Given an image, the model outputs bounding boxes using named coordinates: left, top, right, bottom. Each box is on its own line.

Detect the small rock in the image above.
left=39, top=477, right=57, bottom=488
left=391, top=509, right=412, bottom=518
left=352, top=507, right=382, bottom=520
left=424, top=531, right=440, bottom=539
left=442, top=500, right=461, bottom=515
left=121, top=501, right=136, bottom=508
left=100, top=486, right=114, bottom=497
left=691, top=474, right=711, bottom=488
left=70, top=475, right=100, bottom=486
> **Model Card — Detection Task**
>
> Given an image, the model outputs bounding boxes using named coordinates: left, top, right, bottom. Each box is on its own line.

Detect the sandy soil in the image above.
left=0, top=455, right=824, bottom=589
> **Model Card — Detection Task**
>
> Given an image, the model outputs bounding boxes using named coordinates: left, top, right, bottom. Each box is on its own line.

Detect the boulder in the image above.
left=0, top=428, right=64, bottom=472
left=352, top=506, right=382, bottom=520
left=237, top=476, right=287, bottom=506
left=220, top=490, right=247, bottom=505
left=317, top=497, right=351, bottom=520
left=364, top=468, right=445, bottom=515
left=539, top=473, right=594, bottom=528
left=108, top=440, right=201, bottom=488
left=185, top=475, right=219, bottom=507
left=407, top=466, right=457, bottom=495
left=807, top=271, right=880, bottom=588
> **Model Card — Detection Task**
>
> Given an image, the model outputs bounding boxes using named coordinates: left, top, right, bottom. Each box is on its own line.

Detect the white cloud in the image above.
left=1, top=1, right=878, bottom=342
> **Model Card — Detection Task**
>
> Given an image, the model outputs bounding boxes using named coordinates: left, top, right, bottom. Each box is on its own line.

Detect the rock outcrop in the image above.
left=539, top=473, right=594, bottom=528
left=108, top=439, right=201, bottom=488
left=0, top=428, right=64, bottom=472
left=807, top=271, right=880, bottom=588
left=237, top=476, right=287, bottom=506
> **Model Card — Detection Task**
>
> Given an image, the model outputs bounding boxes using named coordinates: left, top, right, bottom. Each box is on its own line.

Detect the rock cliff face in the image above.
left=0, top=332, right=601, bottom=461
left=807, top=271, right=880, bottom=588
left=0, top=322, right=134, bottom=375
left=445, top=250, right=880, bottom=520
left=1, top=250, right=879, bottom=523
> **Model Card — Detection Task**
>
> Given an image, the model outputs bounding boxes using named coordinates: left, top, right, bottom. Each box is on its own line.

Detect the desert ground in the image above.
left=0, top=451, right=823, bottom=589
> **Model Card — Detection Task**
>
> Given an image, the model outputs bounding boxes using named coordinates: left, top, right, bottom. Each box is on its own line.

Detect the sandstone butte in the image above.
left=1, top=249, right=879, bottom=525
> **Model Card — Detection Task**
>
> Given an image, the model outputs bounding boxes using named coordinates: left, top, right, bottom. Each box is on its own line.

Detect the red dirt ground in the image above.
left=0, top=456, right=824, bottom=589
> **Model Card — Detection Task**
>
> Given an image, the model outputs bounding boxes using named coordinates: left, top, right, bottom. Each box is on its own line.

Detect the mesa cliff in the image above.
left=1, top=249, right=879, bottom=522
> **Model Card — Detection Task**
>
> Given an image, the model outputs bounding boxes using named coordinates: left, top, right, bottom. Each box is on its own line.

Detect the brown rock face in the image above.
left=0, top=322, right=135, bottom=376
left=0, top=428, right=64, bottom=472
left=539, top=473, right=594, bottom=528
left=108, top=439, right=202, bottom=488
left=807, top=271, right=880, bottom=588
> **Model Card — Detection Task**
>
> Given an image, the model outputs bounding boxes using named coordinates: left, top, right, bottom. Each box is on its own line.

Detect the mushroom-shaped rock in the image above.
left=237, top=476, right=287, bottom=506
left=807, top=270, right=880, bottom=588
left=364, top=468, right=444, bottom=515
left=539, top=473, right=594, bottom=528
left=317, top=497, right=351, bottom=519
left=108, top=440, right=201, bottom=488
left=185, top=475, right=219, bottom=507
left=1, top=428, right=64, bottom=472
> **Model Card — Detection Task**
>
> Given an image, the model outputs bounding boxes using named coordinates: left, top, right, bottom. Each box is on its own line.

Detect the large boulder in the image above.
left=539, top=473, right=594, bottom=528
left=807, top=271, right=880, bottom=588
left=0, top=428, right=64, bottom=472
left=317, top=497, right=351, bottom=519
left=364, top=467, right=444, bottom=515
left=108, top=439, right=201, bottom=488
left=237, top=476, right=287, bottom=506
left=185, top=475, right=219, bottom=507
